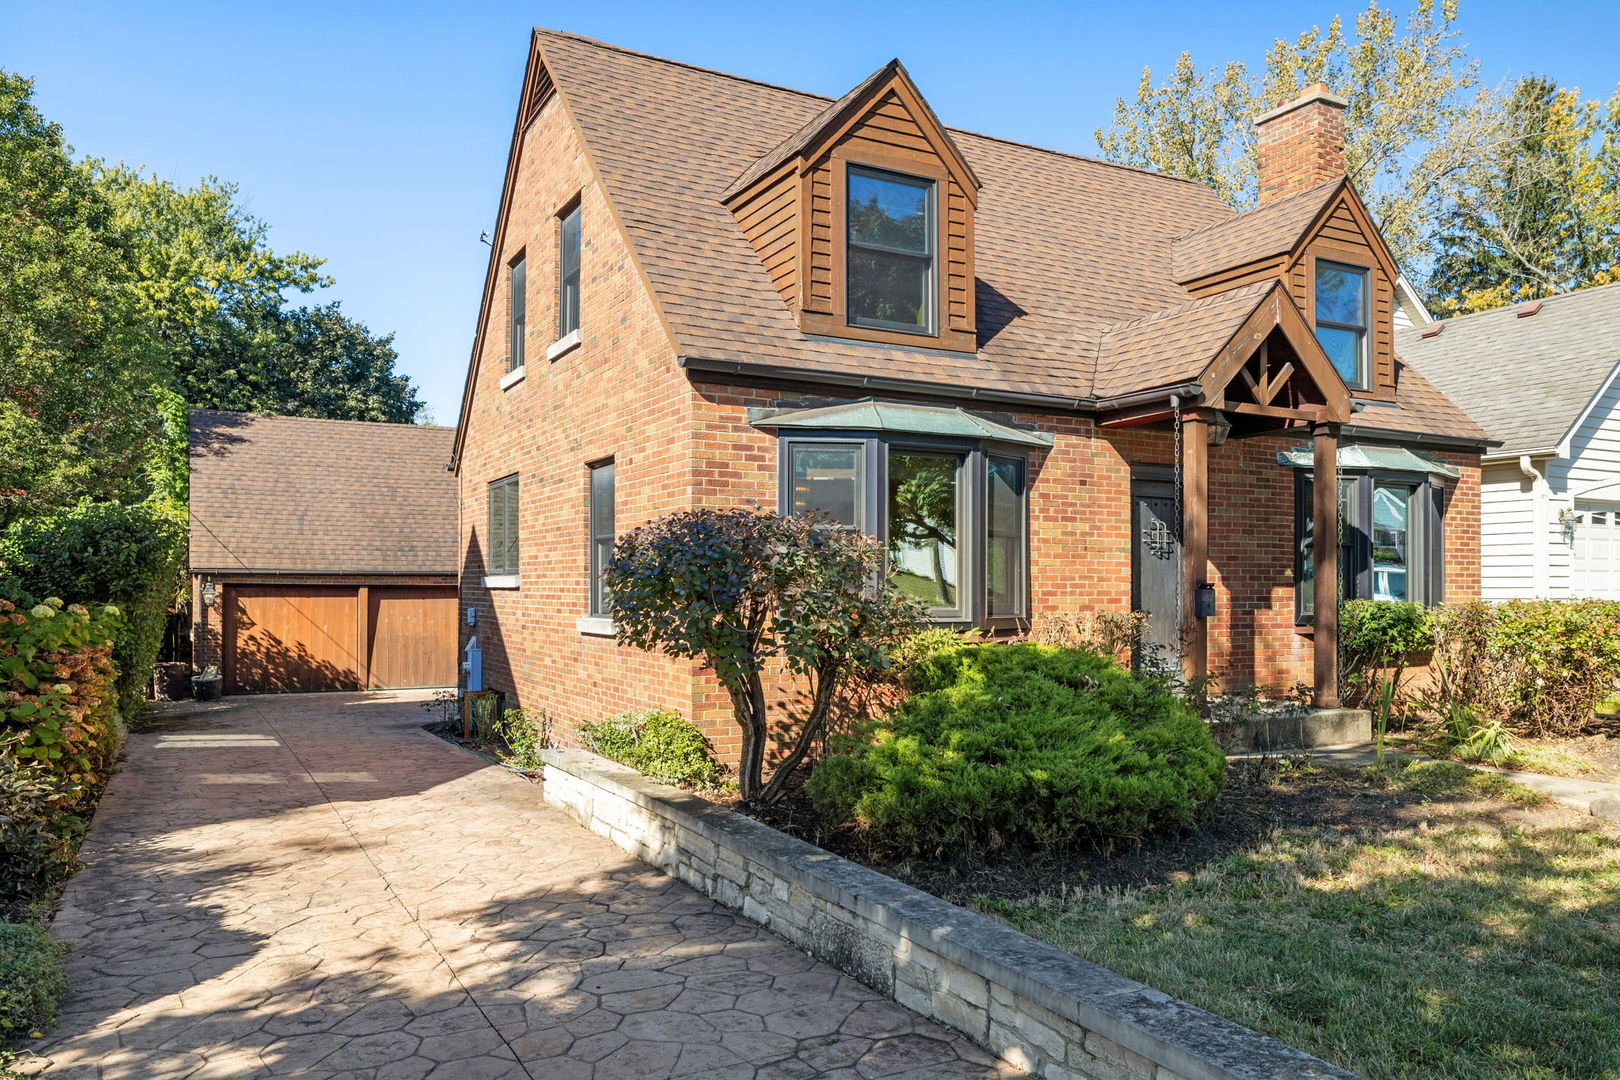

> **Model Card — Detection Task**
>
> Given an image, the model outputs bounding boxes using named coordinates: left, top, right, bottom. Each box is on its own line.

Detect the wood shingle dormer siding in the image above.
left=722, top=62, right=980, bottom=353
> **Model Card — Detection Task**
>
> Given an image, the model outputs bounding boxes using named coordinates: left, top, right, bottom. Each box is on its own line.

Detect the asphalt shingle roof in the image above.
left=188, top=411, right=458, bottom=574
left=527, top=29, right=1484, bottom=441
left=1397, top=283, right=1620, bottom=454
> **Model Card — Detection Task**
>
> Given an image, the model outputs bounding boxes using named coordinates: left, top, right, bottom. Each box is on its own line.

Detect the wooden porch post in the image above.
left=1312, top=422, right=1341, bottom=707
left=1180, top=409, right=1210, bottom=685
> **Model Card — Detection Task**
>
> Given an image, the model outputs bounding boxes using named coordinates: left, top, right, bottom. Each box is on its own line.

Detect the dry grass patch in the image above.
left=978, top=760, right=1620, bottom=1080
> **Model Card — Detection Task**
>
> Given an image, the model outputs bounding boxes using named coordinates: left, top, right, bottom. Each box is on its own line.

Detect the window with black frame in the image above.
left=846, top=166, right=934, bottom=334
left=588, top=460, right=615, bottom=616
left=486, top=474, right=519, bottom=577
left=781, top=437, right=1027, bottom=624
left=558, top=202, right=582, bottom=340
left=1296, top=471, right=1443, bottom=620
left=507, top=254, right=526, bottom=371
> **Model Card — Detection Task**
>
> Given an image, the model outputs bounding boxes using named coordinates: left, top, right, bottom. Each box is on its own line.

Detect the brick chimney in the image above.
left=1254, top=83, right=1348, bottom=204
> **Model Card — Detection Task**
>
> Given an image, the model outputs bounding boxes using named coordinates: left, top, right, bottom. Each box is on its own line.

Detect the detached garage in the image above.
left=189, top=411, right=459, bottom=694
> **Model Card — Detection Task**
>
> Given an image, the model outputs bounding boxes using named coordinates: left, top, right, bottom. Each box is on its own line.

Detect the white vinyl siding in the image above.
left=1549, top=365, right=1620, bottom=597
left=1478, top=462, right=1539, bottom=600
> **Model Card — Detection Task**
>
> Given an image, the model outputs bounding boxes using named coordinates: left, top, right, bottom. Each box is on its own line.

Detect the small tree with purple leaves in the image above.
left=605, top=508, right=924, bottom=805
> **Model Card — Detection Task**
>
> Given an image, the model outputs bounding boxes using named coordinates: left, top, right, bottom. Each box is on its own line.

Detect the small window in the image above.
left=1314, top=261, right=1369, bottom=388
left=558, top=202, right=582, bottom=339
left=486, top=475, right=519, bottom=576
left=588, top=460, right=615, bottom=616
left=507, top=255, right=526, bottom=372
left=788, top=443, right=863, bottom=529
left=986, top=456, right=1028, bottom=619
left=846, top=166, right=934, bottom=334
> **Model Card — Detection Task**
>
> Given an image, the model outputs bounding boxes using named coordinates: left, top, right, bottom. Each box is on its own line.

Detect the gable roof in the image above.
left=188, top=411, right=458, bottom=574
left=455, top=29, right=1485, bottom=449
left=1171, top=179, right=1344, bottom=283
left=1397, top=283, right=1620, bottom=456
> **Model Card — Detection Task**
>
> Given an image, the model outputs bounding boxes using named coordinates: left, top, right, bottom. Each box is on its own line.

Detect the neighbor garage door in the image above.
left=1573, top=501, right=1620, bottom=599
left=224, top=584, right=456, bottom=694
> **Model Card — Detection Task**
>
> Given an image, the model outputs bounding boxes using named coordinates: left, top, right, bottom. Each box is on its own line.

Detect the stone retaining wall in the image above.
left=540, top=748, right=1360, bottom=1080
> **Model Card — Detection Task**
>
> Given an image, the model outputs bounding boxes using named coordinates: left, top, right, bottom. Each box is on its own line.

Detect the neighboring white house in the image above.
left=1400, top=283, right=1620, bottom=600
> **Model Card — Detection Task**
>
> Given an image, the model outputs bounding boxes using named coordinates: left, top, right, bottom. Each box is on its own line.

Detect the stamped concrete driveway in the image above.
left=20, top=691, right=1016, bottom=1080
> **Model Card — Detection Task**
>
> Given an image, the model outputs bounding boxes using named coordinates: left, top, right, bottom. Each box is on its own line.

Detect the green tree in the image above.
left=1429, top=76, right=1620, bottom=313
left=97, top=167, right=424, bottom=422
left=1096, top=0, right=1486, bottom=271
left=605, top=509, right=924, bottom=805
left=0, top=73, right=167, bottom=526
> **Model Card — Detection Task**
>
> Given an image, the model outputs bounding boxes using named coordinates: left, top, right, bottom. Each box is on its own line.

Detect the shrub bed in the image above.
left=0, top=921, right=67, bottom=1040
left=1, top=501, right=184, bottom=721
left=807, top=643, right=1225, bottom=858
left=579, top=710, right=723, bottom=789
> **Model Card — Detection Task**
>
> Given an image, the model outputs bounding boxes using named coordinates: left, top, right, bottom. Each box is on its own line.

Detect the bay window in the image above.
left=780, top=435, right=1027, bottom=624
left=1296, top=470, right=1444, bottom=619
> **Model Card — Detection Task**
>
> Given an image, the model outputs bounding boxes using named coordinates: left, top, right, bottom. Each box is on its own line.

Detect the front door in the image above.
left=1131, top=481, right=1181, bottom=671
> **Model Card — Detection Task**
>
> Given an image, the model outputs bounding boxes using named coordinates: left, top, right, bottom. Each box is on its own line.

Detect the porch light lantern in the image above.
left=1206, top=411, right=1232, bottom=447
left=201, top=581, right=217, bottom=609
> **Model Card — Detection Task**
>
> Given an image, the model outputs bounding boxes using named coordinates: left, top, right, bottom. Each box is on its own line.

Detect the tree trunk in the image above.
left=756, top=663, right=841, bottom=806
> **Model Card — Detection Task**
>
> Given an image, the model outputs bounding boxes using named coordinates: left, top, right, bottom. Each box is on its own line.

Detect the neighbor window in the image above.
left=507, top=254, right=526, bottom=371
left=486, top=474, right=519, bottom=577
left=1296, top=472, right=1443, bottom=619
left=558, top=202, right=582, bottom=339
left=846, top=166, right=934, bottom=334
left=1314, top=261, right=1369, bottom=387
left=588, top=460, right=615, bottom=616
left=781, top=436, right=1028, bottom=624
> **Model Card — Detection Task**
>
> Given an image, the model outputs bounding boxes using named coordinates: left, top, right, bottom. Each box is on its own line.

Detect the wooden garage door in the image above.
left=225, top=586, right=361, bottom=694
left=366, top=587, right=458, bottom=689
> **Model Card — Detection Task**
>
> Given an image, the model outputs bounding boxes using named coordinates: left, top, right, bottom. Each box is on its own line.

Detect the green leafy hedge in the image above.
left=807, top=643, right=1225, bottom=858
left=579, top=710, right=723, bottom=789
left=0, top=921, right=67, bottom=1039
left=1, top=500, right=184, bottom=720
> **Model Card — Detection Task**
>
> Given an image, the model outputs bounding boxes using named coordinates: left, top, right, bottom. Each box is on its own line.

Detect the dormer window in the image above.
left=1314, top=261, right=1369, bottom=388
left=846, top=166, right=935, bottom=335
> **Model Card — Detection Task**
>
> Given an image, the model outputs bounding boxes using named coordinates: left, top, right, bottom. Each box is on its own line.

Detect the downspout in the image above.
left=1520, top=455, right=1550, bottom=597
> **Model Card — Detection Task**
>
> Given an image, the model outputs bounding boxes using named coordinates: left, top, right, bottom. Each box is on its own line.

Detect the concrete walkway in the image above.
left=20, top=692, right=1015, bottom=1080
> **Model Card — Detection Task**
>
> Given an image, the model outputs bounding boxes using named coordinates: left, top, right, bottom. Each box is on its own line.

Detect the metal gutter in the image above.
left=1337, top=424, right=1499, bottom=453
left=677, top=354, right=1203, bottom=414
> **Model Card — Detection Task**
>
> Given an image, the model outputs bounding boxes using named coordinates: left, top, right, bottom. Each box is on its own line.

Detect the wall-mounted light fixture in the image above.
left=1207, top=411, right=1233, bottom=447
left=201, top=581, right=217, bottom=609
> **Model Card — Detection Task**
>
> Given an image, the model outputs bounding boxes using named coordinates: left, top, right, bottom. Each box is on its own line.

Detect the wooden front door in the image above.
left=366, top=587, right=458, bottom=689
left=1131, top=481, right=1182, bottom=670
left=224, top=586, right=361, bottom=694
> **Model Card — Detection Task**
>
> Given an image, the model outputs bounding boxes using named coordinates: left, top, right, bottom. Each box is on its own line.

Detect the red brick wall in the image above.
left=456, top=91, right=702, bottom=751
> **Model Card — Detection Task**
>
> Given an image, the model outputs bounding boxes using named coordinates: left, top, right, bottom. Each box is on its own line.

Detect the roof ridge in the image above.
left=1418, top=279, right=1620, bottom=330
left=189, top=409, right=453, bottom=432
left=536, top=27, right=1217, bottom=195
left=1170, top=176, right=1343, bottom=245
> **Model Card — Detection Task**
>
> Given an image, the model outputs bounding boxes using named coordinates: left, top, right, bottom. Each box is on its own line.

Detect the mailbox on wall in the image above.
left=1195, top=582, right=1217, bottom=619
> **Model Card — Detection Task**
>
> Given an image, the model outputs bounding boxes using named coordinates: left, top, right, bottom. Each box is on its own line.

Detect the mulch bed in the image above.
left=731, top=758, right=1596, bottom=907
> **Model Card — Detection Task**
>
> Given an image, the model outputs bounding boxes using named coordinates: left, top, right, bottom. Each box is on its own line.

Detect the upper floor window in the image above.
left=486, top=474, right=520, bottom=577
left=507, top=254, right=526, bottom=372
left=1314, top=261, right=1368, bottom=388
left=846, top=166, right=934, bottom=335
left=558, top=202, right=582, bottom=339
left=588, top=459, right=615, bottom=616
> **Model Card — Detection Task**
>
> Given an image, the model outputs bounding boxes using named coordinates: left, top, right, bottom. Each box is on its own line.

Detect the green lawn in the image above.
left=978, top=763, right=1620, bottom=1080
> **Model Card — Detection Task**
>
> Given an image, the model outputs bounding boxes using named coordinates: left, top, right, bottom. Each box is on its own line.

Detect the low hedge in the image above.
left=0, top=921, right=67, bottom=1039
left=0, top=500, right=185, bottom=722
left=807, top=643, right=1225, bottom=859
left=579, top=709, right=723, bottom=789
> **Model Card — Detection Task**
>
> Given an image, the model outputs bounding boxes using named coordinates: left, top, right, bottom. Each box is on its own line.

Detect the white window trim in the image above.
left=547, top=328, right=582, bottom=362
left=575, top=614, right=616, bottom=637
left=482, top=574, right=521, bottom=590
left=499, top=365, right=527, bottom=390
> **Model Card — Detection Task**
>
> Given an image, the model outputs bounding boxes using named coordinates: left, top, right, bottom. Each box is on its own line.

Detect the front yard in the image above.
left=756, top=758, right=1620, bottom=1080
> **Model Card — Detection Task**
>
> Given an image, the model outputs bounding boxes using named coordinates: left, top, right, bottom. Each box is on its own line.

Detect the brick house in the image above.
left=190, top=410, right=459, bottom=694
left=451, top=30, right=1489, bottom=756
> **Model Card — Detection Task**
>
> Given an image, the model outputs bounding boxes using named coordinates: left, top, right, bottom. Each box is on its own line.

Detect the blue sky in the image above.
left=8, top=0, right=1618, bottom=423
